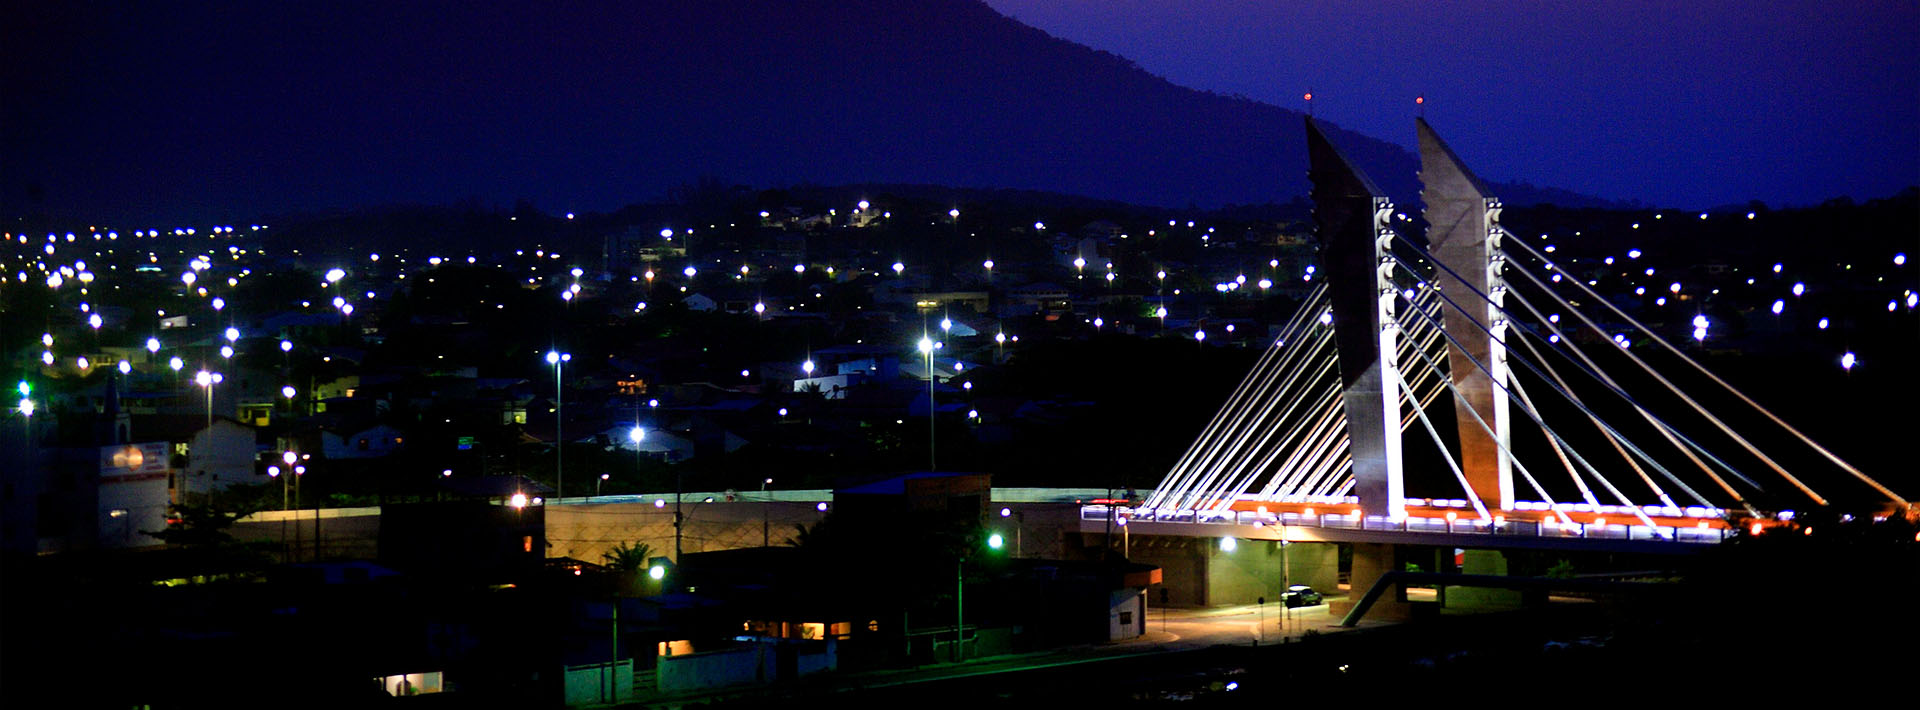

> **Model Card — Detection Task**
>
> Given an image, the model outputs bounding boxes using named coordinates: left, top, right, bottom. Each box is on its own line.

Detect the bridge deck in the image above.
left=1082, top=505, right=1730, bottom=554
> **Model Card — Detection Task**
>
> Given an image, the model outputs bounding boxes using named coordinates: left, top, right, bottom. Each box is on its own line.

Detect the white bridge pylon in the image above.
left=1140, top=118, right=1911, bottom=529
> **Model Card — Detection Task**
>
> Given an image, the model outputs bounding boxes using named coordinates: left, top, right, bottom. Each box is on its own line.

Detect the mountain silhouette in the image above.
left=3, top=0, right=1609, bottom=222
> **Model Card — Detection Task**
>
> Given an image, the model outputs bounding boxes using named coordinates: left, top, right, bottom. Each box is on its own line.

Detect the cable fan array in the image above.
left=1145, top=225, right=1908, bottom=524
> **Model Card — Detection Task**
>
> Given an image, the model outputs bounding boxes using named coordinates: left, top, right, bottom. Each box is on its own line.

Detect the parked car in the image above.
left=1282, top=584, right=1323, bottom=608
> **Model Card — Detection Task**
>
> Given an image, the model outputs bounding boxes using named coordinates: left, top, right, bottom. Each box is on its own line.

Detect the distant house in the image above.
left=629, top=429, right=696, bottom=463
left=183, top=417, right=259, bottom=496
left=1004, top=283, right=1071, bottom=316
left=683, top=293, right=719, bottom=312
left=323, top=424, right=406, bottom=459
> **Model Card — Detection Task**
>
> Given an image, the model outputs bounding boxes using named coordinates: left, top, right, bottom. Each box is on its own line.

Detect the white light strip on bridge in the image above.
left=1148, top=286, right=1330, bottom=511
left=1199, top=358, right=1343, bottom=512
left=1501, top=367, right=1608, bottom=508
left=1172, top=320, right=1331, bottom=512
left=1389, top=252, right=1675, bottom=524
left=1184, top=327, right=1341, bottom=512
left=1391, top=233, right=1745, bottom=509
left=1388, top=331, right=1491, bottom=521
left=1500, top=252, right=1767, bottom=500
left=1502, top=282, right=1713, bottom=507
left=1239, top=288, right=1445, bottom=509
left=1388, top=252, right=1659, bottom=529
left=1500, top=232, right=1886, bottom=508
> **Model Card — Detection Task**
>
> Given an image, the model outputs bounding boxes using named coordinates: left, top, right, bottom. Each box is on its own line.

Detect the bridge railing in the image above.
left=1081, top=505, right=1733, bottom=544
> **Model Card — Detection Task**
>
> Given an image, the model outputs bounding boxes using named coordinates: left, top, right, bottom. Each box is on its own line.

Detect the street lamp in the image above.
left=280, top=450, right=299, bottom=510
left=193, top=370, right=221, bottom=502
left=761, top=477, right=774, bottom=546
left=547, top=351, right=571, bottom=499
left=918, top=335, right=935, bottom=471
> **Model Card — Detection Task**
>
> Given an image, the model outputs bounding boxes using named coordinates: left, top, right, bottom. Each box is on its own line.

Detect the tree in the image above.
left=601, top=541, right=653, bottom=572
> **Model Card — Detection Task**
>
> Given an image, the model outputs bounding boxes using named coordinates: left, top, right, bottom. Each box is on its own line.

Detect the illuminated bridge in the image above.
left=1074, top=119, right=1913, bottom=616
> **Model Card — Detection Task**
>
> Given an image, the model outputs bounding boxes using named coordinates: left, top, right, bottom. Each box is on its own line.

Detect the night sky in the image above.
left=4, top=0, right=1914, bottom=222
left=988, top=0, right=1919, bottom=209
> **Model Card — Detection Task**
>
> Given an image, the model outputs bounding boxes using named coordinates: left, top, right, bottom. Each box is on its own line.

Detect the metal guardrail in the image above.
left=1081, top=506, right=1732, bottom=544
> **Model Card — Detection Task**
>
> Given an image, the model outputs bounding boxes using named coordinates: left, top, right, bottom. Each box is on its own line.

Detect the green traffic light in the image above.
left=16, top=381, right=27, bottom=397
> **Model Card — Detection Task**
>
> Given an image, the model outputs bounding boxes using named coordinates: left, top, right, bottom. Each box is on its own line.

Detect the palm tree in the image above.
left=601, top=541, right=653, bottom=572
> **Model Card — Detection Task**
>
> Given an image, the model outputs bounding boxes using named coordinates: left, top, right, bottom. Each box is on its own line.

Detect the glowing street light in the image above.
left=147, top=337, right=161, bottom=354
left=547, top=350, right=571, bottom=498
left=918, top=335, right=936, bottom=470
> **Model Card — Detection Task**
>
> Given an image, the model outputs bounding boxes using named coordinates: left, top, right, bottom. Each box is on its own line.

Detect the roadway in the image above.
left=615, top=599, right=1390, bottom=708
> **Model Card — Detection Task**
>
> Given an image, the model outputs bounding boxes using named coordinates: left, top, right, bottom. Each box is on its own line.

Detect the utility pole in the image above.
left=954, top=556, right=964, bottom=662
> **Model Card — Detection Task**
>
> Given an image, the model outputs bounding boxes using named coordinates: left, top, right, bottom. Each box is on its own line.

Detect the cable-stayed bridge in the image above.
left=1090, top=118, right=1911, bottom=569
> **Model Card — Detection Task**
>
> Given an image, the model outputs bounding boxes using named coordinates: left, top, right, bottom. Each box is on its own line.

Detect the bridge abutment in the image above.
left=1330, top=542, right=1416, bottom=621
left=1445, top=549, right=1525, bottom=611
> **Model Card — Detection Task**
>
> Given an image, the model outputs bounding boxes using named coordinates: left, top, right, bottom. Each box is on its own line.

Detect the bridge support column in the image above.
left=1418, top=118, right=1513, bottom=510
left=1445, top=549, right=1524, bottom=611
left=1308, top=118, right=1405, bottom=520
left=1329, top=542, right=1413, bottom=621
left=1284, top=542, right=1339, bottom=599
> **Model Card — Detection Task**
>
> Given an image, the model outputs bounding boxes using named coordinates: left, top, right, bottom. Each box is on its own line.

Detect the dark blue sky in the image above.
left=987, top=0, right=1919, bottom=208
left=3, top=1, right=1914, bottom=223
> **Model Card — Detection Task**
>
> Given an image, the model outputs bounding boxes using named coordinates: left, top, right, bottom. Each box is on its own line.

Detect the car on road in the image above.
left=1282, top=584, right=1322, bottom=608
